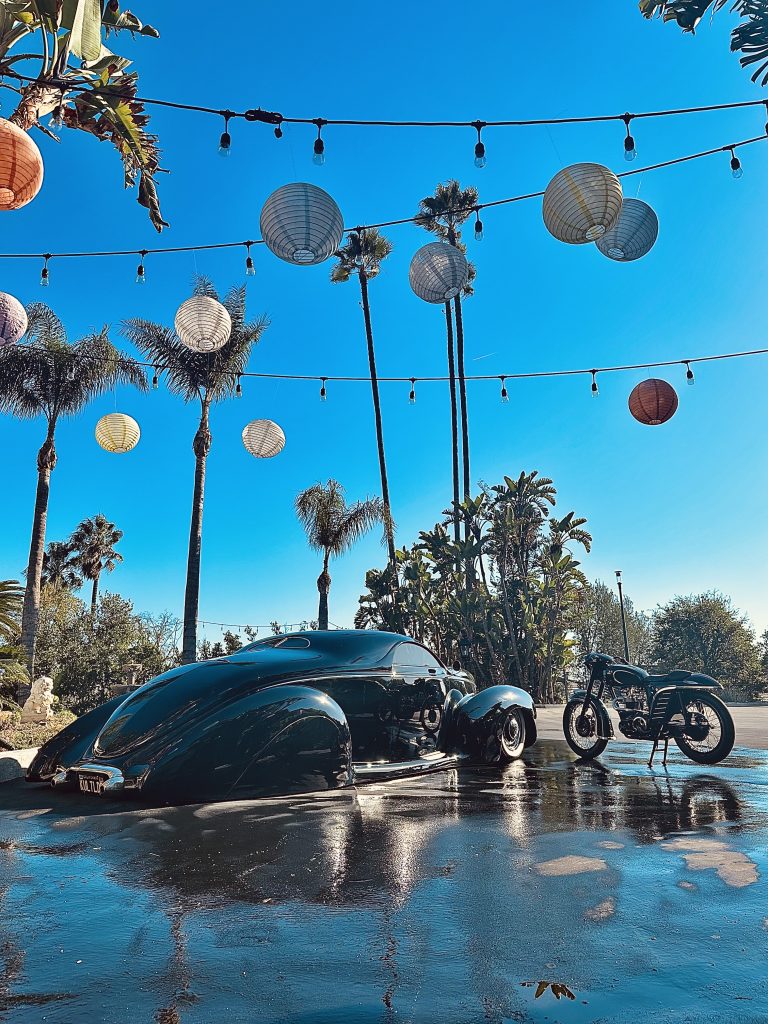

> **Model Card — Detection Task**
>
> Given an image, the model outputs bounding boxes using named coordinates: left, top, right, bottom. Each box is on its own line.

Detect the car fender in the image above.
left=451, top=685, right=537, bottom=763
left=26, top=693, right=129, bottom=782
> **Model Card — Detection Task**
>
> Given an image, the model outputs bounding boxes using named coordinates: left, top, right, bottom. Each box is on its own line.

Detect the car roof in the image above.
left=233, top=629, right=414, bottom=668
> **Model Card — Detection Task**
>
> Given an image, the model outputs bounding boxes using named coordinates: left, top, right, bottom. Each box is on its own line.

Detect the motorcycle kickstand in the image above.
left=648, top=737, right=670, bottom=769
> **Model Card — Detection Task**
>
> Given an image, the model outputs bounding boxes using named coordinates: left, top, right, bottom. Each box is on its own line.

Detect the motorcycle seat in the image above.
left=647, top=669, right=695, bottom=684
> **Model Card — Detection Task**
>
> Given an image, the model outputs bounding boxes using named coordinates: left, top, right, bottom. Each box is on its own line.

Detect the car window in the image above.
left=240, top=635, right=310, bottom=652
left=392, top=642, right=443, bottom=673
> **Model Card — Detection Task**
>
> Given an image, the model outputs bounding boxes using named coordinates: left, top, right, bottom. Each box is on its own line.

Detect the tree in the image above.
left=0, top=579, right=22, bottom=637
left=415, top=180, right=479, bottom=545
left=640, top=2, right=768, bottom=85
left=650, top=591, right=764, bottom=699
left=331, top=229, right=400, bottom=606
left=123, top=279, right=268, bottom=664
left=0, top=305, right=145, bottom=677
left=295, top=479, right=384, bottom=630
left=39, top=540, right=82, bottom=590
left=0, top=0, right=166, bottom=228
left=70, top=513, right=123, bottom=612
left=571, top=580, right=654, bottom=666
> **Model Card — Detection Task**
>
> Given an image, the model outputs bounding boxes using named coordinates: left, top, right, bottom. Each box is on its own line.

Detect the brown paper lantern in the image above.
left=628, top=379, right=678, bottom=425
left=0, top=118, right=44, bottom=211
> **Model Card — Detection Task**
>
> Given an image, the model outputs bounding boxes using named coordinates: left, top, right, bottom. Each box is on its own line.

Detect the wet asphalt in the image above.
left=1, top=739, right=767, bottom=1024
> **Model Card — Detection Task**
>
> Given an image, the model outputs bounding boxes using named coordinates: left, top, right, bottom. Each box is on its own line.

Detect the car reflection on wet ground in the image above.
left=1, top=739, right=767, bottom=1024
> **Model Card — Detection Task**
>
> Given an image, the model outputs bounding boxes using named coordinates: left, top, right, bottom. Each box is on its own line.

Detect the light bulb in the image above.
left=219, top=130, right=231, bottom=157
left=235, top=376, right=242, bottom=398
left=474, top=217, right=484, bottom=241
left=500, top=378, right=509, bottom=403
left=320, top=379, right=327, bottom=401
left=624, top=136, right=637, bottom=162
left=152, top=371, right=159, bottom=390
left=474, top=141, right=486, bottom=169
left=591, top=373, right=599, bottom=397
left=731, top=155, right=743, bottom=179
left=313, top=138, right=325, bottom=165
left=245, top=255, right=255, bottom=277
left=686, top=364, right=695, bottom=386
left=40, top=265, right=49, bottom=287
left=409, top=379, right=416, bottom=404
left=135, top=263, right=146, bottom=285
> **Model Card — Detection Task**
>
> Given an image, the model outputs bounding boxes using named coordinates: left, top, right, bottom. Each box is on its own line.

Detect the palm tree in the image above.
left=331, top=229, right=400, bottom=619
left=70, top=515, right=124, bottom=612
left=295, top=480, right=385, bottom=630
left=415, top=181, right=479, bottom=540
left=0, top=305, right=145, bottom=674
left=0, top=580, right=23, bottom=638
left=124, top=279, right=268, bottom=663
left=39, top=540, right=82, bottom=591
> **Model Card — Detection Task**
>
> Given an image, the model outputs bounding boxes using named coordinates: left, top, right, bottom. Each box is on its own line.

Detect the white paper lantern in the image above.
left=242, top=419, right=285, bottom=459
left=409, top=242, right=469, bottom=304
left=95, top=413, right=141, bottom=454
left=0, top=291, right=27, bottom=347
left=595, top=198, right=659, bottom=262
left=260, top=183, right=344, bottom=266
left=175, top=296, right=232, bottom=353
left=543, top=163, right=623, bottom=244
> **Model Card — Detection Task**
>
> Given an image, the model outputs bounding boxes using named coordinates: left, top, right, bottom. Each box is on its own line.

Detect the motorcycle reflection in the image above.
left=563, top=652, right=736, bottom=766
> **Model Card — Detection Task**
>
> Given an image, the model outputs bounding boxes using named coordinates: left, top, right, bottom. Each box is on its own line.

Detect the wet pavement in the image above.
left=1, top=739, right=767, bottom=1024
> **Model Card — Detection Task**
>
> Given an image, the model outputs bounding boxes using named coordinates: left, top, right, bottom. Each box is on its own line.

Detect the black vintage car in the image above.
left=27, top=630, right=537, bottom=804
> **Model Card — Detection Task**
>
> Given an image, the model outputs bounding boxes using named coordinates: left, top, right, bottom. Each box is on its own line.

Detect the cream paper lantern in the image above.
left=260, top=183, right=344, bottom=266
left=595, top=198, right=659, bottom=262
left=543, top=163, right=623, bottom=244
left=0, top=291, right=27, bottom=347
left=95, top=413, right=141, bottom=453
left=175, top=295, right=232, bottom=352
left=242, top=419, right=285, bottom=459
left=409, top=241, right=469, bottom=303
left=0, top=118, right=44, bottom=211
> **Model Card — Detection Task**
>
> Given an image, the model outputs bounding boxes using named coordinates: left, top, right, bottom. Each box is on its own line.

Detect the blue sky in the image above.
left=2, top=3, right=768, bottom=643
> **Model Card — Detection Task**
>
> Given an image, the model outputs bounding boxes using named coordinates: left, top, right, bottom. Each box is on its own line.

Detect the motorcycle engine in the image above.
left=615, top=688, right=650, bottom=738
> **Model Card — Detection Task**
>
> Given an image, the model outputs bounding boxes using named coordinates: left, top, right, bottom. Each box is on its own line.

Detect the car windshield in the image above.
left=239, top=635, right=311, bottom=652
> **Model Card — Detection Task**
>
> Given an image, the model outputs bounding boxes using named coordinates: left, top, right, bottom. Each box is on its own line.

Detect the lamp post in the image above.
left=615, top=570, right=630, bottom=663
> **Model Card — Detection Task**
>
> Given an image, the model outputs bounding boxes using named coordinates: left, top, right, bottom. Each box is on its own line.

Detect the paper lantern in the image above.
left=96, top=413, right=141, bottom=453
left=596, top=198, right=659, bottom=262
left=0, top=118, right=43, bottom=211
left=409, top=242, right=469, bottom=304
left=175, top=296, right=232, bottom=353
left=260, top=183, right=344, bottom=266
left=0, top=291, right=27, bottom=347
left=628, top=379, right=678, bottom=425
left=242, top=419, right=285, bottom=458
left=543, top=163, right=623, bottom=244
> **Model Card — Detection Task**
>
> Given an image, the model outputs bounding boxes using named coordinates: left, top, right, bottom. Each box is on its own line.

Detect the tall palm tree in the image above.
left=39, top=540, right=82, bottom=591
left=70, top=514, right=124, bottom=612
left=415, top=181, right=479, bottom=537
left=0, top=580, right=23, bottom=638
left=124, top=279, right=268, bottom=663
left=0, top=305, right=145, bottom=674
left=331, top=229, right=400, bottom=619
left=295, top=480, right=384, bottom=630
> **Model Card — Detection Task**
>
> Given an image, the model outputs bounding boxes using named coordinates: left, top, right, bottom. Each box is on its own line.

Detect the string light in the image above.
left=235, top=374, right=242, bottom=398
left=474, top=209, right=484, bottom=241
left=219, top=111, right=232, bottom=157
left=274, top=119, right=284, bottom=139
left=313, top=119, right=326, bottom=165
left=50, top=89, right=65, bottom=130
left=245, top=241, right=255, bottom=277
left=685, top=361, right=695, bottom=385
left=622, top=113, right=637, bottom=162
left=135, top=250, right=147, bottom=285
left=320, top=376, right=327, bottom=401
left=728, top=146, right=743, bottom=178
left=152, top=366, right=159, bottom=389
left=500, top=376, right=509, bottom=403
left=40, top=254, right=50, bottom=287
left=591, top=370, right=599, bottom=397
left=409, top=377, right=416, bottom=404
left=472, top=121, right=486, bottom=168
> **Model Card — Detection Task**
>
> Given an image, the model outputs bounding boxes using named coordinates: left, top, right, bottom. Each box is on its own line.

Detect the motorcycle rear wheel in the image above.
left=673, top=693, right=735, bottom=765
left=563, top=698, right=609, bottom=760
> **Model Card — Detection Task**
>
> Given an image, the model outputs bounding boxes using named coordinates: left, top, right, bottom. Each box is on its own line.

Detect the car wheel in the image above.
left=499, top=708, right=526, bottom=762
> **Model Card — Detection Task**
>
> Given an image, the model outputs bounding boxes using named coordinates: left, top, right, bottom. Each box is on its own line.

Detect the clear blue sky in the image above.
left=2, top=3, right=768, bottom=643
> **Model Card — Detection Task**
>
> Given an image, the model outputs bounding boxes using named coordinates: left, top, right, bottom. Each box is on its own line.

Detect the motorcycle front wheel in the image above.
left=674, top=693, right=735, bottom=765
left=562, top=698, right=609, bottom=760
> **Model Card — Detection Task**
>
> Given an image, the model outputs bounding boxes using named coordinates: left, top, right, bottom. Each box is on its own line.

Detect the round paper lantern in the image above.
left=543, top=163, right=623, bottom=244
left=409, top=242, right=469, bottom=304
left=0, top=118, right=43, bottom=211
left=95, top=413, right=141, bottom=453
left=628, top=379, right=678, bottom=425
left=596, top=198, right=659, bottom=262
left=242, top=419, right=285, bottom=458
left=175, top=296, right=232, bottom=353
left=0, top=291, right=27, bottom=347
left=260, top=183, right=344, bottom=266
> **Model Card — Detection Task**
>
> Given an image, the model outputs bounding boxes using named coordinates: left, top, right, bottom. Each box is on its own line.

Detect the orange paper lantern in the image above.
left=628, top=379, right=678, bottom=425
left=0, top=118, right=44, bottom=211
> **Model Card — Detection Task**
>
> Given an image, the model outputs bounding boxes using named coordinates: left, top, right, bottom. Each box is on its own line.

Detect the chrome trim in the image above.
left=74, top=763, right=125, bottom=793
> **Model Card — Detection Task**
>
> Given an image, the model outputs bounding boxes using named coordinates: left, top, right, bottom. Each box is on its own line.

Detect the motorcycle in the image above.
left=563, top=652, right=736, bottom=766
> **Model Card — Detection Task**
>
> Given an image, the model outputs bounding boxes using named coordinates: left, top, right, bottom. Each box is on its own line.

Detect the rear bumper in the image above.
left=52, top=763, right=126, bottom=794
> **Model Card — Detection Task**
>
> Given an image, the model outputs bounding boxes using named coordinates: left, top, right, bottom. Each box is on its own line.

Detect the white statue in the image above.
left=20, top=675, right=54, bottom=724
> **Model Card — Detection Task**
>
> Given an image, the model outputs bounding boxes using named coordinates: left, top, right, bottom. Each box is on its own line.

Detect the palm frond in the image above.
left=334, top=497, right=385, bottom=555
left=331, top=229, right=393, bottom=283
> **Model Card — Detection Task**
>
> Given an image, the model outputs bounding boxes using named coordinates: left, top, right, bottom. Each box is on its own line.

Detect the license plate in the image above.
left=78, top=774, right=105, bottom=795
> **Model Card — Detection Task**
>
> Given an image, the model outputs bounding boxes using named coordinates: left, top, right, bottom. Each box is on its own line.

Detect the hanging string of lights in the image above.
left=0, top=132, right=765, bottom=283
left=9, top=342, right=767, bottom=397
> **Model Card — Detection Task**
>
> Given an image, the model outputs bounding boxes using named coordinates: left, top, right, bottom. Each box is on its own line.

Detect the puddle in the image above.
left=661, top=837, right=759, bottom=888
